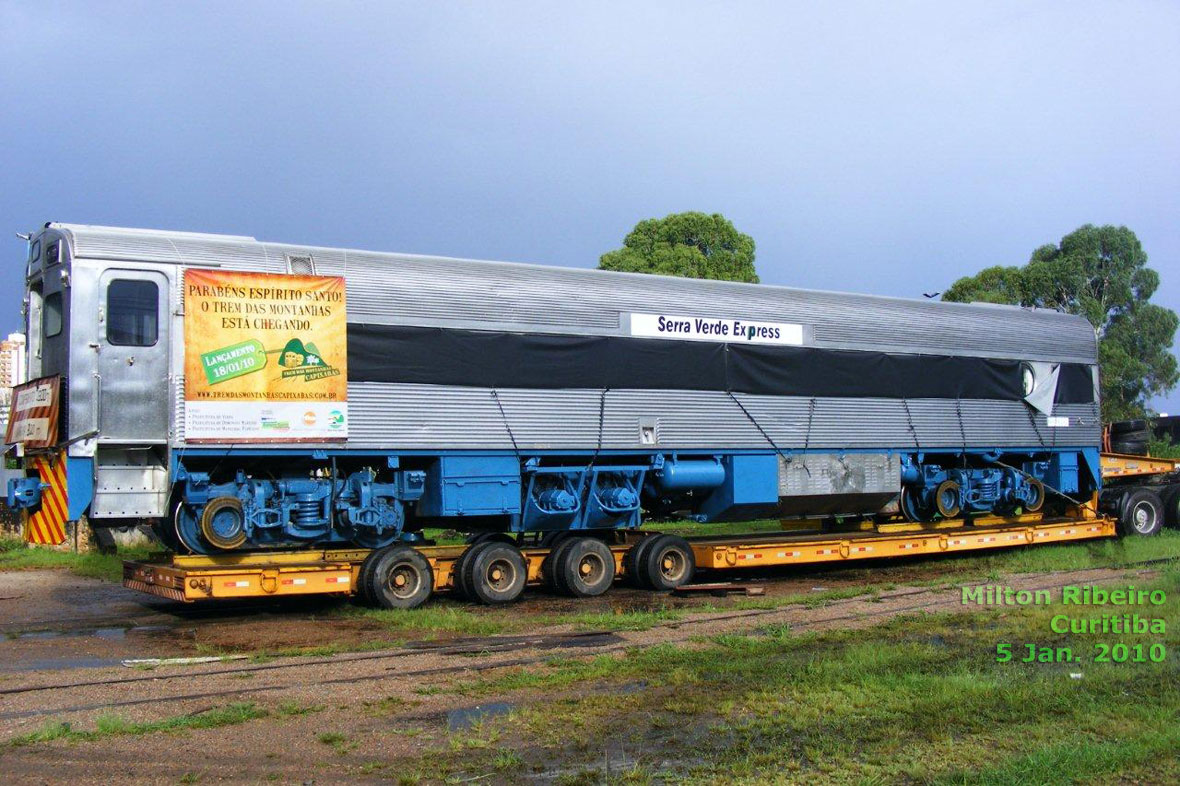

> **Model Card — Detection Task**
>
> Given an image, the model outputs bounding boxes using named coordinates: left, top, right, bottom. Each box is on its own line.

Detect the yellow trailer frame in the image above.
left=124, top=512, right=1117, bottom=603
left=1101, top=452, right=1180, bottom=480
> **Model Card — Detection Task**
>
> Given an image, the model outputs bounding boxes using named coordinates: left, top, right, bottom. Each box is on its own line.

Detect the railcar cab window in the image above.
left=107, top=280, right=159, bottom=346
left=43, top=292, right=63, bottom=338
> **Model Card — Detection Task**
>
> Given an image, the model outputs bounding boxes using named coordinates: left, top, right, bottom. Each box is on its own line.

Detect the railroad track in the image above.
left=0, top=561, right=1163, bottom=723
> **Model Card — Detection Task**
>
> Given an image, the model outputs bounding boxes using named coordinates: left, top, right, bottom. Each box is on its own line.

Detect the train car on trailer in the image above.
left=8, top=223, right=1105, bottom=605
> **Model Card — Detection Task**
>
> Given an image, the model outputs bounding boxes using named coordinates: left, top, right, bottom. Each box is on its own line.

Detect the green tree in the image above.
left=599, top=212, right=758, bottom=283
left=943, top=224, right=1178, bottom=421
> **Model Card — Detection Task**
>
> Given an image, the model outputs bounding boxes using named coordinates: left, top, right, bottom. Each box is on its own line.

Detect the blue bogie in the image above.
left=899, top=457, right=1056, bottom=519
left=178, top=465, right=424, bottom=551
left=170, top=445, right=1097, bottom=551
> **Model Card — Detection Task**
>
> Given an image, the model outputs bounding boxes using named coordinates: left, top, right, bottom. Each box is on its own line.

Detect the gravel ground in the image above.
left=0, top=564, right=1157, bottom=784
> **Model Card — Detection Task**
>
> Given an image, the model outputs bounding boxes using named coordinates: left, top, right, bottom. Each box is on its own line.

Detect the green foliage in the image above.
left=944, top=224, right=1178, bottom=421
left=599, top=212, right=758, bottom=283
left=1149, top=437, right=1180, bottom=459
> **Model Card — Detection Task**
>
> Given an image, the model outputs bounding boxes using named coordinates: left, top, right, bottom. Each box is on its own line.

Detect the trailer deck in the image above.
left=124, top=511, right=1117, bottom=603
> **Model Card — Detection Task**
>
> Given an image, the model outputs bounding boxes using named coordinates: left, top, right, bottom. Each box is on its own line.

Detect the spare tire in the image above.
left=1111, top=437, right=1149, bottom=456
left=1110, top=419, right=1148, bottom=435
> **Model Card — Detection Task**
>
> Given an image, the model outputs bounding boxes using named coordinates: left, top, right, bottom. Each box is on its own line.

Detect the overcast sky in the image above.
left=2, top=1, right=1177, bottom=410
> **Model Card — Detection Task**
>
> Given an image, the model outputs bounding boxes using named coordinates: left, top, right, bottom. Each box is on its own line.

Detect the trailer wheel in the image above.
left=450, top=544, right=481, bottom=600
left=367, top=546, right=434, bottom=609
left=624, top=534, right=661, bottom=588
left=356, top=546, right=391, bottom=606
left=1159, top=485, right=1180, bottom=528
left=463, top=541, right=527, bottom=604
left=638, top=534, right=695, bottom=591
left=1119, top=489, right=1164, bottom=537
left=543, top=536, right=581, bottom=593
left=554, top=537, right=615, bottom=597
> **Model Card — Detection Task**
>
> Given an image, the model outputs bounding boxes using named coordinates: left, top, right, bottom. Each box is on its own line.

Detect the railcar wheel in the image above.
left=463, top=542, right=527, bottom=604
left=639, top=534, right=695, bottom=591
left=1119, top=489, right=1163, bottom=537
left=199, top=496, right=247, bottom=550
left=367, top=546, right=434, bottom=609
left=543, top=536, right=581, bottom=593
left=555, top=537, right=615, bottom=597
left=900, top=487, right=936, bottom=523
left=624, top=534, right=661, bottom=588
left=934, top=481, right=961, bottom=519
left=1024, top=478, right=1045, bottom=513
left=356, top=546, right=392, bottom=606
left=173, top=500, right=211, bottom=555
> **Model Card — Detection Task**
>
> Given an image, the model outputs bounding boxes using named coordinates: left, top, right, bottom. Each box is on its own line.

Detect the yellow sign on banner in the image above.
left=183, top=269, right=348, bottom=442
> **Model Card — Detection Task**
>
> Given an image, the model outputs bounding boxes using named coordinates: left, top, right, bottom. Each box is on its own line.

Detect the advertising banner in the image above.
left=183, top=269, right=348, bottom=442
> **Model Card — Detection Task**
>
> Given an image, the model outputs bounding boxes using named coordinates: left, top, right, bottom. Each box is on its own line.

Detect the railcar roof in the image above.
left=42, top=222, right=1098, bottom=364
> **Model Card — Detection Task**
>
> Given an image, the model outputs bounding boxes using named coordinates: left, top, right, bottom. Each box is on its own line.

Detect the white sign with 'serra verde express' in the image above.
left=629, top=313, right=805, bottom=346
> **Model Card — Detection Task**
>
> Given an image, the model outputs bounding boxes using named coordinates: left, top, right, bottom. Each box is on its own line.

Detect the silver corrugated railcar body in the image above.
left=16, top=222, right=1100, bottom=551
left=41, top=223, right=1098, bottom=457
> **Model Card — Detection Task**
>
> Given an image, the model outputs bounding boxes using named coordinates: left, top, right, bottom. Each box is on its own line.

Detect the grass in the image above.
left=919, top=528, right=1180, bottom=578
left=406, top=564, right=1180, bottom=784
left=8, top=703, right=266, bottom=746
left=317, top=731, right=358, bottom=755
left=0, top=537, right=153, bottom=582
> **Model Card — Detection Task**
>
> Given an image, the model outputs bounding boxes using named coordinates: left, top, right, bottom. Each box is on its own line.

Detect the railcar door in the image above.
left=95, top=269, right=170, bottom=442
left=26, top=237, right=69, bottom=382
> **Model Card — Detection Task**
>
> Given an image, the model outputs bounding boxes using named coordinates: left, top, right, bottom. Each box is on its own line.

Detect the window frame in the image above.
left=43, top=291, right=63, bottom=338
left=105, top=278, right=160, bottom=347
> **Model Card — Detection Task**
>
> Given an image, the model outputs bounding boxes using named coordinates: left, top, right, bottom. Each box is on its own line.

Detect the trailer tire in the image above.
left=543, top=536, right=580, bottom=593
left=1118, top=489, right=1164, bottom=537
left=367, top=547, right=434, bottom=609
left=638, top=534, right=695, bottom=591
left=451, top=545, right=480, bottom=600
left=554, top=537, right=615, bottom=597
left=624, top=535, right=660, bottom=588
left=356, top=546, right=392, bottom=606
left=1157, top=485, right=1180, bottom=528
left=463, top=541, right=527, bottom=604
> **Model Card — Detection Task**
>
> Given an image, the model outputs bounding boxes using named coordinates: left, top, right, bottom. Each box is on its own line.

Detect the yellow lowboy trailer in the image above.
left=124, top=506, right=1118, bottom=606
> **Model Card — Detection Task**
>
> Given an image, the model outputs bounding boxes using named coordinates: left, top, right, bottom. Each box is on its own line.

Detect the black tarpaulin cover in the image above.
left=347, top=323, right=1093, bottom=403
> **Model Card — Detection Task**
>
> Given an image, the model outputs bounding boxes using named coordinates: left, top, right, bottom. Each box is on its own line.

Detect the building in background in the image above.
left=0, top=332, right=27, bottom=436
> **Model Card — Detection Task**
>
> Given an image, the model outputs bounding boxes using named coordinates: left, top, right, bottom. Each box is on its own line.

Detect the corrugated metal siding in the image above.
left=58, top=224, right=1098, bottom=363
left=174, top=381, right=1100, bottom=452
